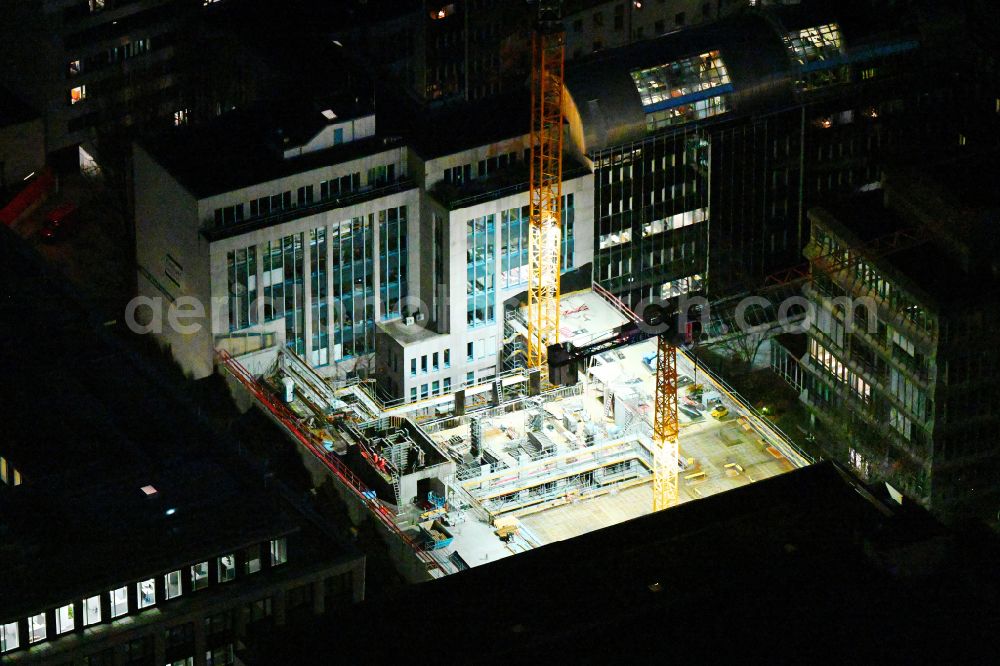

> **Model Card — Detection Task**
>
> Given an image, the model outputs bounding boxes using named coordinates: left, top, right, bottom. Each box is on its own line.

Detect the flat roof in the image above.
left=376, top=84, right=533, bottom=161
left=139, top=100, right=392, bottom=199
left=377, top=318, right=446, bottom=348
left=0, top=226, right=341, bottom=619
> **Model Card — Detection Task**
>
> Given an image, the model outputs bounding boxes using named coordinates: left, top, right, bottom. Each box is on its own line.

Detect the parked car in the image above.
left=677, top=374, right=694, bottom=387
left=40, top=203, right=79, bottom=242
left=710, top=405, right=729, bottom=420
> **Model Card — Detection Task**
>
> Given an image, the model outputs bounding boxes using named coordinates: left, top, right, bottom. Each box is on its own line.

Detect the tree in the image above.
left=722, top=328, right=769, bottom=370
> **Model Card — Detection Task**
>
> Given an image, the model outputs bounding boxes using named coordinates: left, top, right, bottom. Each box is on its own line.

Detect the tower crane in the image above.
left=548, top=305, right=680, bottom=511
left=527, top=0, right=565, bottom=375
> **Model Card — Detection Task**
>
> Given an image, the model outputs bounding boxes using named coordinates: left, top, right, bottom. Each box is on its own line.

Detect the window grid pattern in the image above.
left=499, top=194, right=575, bottom=290
left=379, top=206, right=408, bottom=320
left=331, top=217, right=375, bottom=359
left=467, top=215, right=496, bottom=327
left=227, top=247, right=257, bottom=331
left=310, top=228, right=329, bottom=366
left=782, top=23, right=848, bottom=90
left=630, top=51, right=731, bottom=130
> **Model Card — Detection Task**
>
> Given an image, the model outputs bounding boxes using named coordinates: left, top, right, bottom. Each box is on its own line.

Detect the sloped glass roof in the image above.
left=782, top=23, right=844, bottom=70
left=630, top=51, right=732, bottom=111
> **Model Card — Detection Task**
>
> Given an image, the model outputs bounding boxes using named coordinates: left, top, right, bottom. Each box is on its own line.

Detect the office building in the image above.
left=134, top=97, right=416, bottom=380
left=563, top=0, right=973, bottom=307
left=788, top=151, right=1000, bottom=518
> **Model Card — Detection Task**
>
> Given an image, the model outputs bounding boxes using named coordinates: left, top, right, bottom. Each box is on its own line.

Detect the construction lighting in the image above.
left=165, top=508, right=176, bottom=516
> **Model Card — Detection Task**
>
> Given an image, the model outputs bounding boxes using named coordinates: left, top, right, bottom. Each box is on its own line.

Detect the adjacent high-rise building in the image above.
left=562, top=0, right=979, bottom=307
left=786, top=151, right=1000, bottom=519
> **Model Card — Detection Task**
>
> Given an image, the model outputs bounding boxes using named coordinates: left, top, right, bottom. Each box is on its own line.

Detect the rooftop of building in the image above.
left=810, top=191, right=966, bottom=309
left=0, top=83, right=38, bottom=129
left=0, top=226, right=349, bottom=619
left=563, top=0, right=929, bottom=152
left=377, top=318, right=447, bottom=348
left=139, top=98, right=399, bottom=200
left=250, top=460, right=1000, bottom=663
left=811, top=150, right=1000, bottom=310
left=376, top=84, right=533, bottom=161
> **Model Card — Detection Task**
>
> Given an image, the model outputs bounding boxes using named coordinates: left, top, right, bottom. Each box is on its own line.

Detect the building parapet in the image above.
left=201, top=178, right=416, bottom=241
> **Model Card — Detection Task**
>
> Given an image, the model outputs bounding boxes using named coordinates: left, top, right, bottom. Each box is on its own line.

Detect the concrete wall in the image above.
left=133, top=142, right=215, bottom=378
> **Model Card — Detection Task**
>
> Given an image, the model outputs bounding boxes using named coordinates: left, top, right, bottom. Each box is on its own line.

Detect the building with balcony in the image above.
left=0, top=223, right=364, bottom=665
left=794, top=151, right=1000, bottom=519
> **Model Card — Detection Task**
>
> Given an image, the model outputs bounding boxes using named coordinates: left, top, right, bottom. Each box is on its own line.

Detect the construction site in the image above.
left=215, top=3, right=812, bottom=579
left=219, top=283, right=809, bottom=578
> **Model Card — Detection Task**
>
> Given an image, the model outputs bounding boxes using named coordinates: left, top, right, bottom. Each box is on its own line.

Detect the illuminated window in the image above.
left=174, top=109, right=189, bottom=126
left=82, top=595, right=101, bottom=626
left=630, top=51, right=731, bottom=130
left=55, top=604, right=74, bottom=634
left=191, top=562, right=209, bottom=590
left=270, top=537, right=287, bottom=566
left=218, top=554, right=236, bottom=582
left=137, top=579, right=156, bottom=609
left=89, top=0, right=105, bottom=12
left=109, top=586, right=128, bottom=617
left=28, top=613, right=46, bottom=644
left=68, top=60, right=81, bottom=76
left=782, top=24, right=848, bottom=90
left=70, top=85, right=86, bottom=105
left=164, top=570, right=183, bottom=599
left=1, top=622, right=19, bottom=653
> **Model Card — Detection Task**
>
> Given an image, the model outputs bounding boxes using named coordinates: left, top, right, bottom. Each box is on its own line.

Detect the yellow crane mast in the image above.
left=652, top=335, right=680, bottom=511
left=527, top=2, right=565, bottom=374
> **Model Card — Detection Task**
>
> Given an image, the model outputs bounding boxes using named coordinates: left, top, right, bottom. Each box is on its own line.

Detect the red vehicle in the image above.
left=40, top=203, right=79, bottom=242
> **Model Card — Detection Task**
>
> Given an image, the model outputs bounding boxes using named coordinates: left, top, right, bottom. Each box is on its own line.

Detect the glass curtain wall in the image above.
left=331, top=216, right=375, bottom=359
left=499, top=193, right=575, bottom=291
left=467, top=214, right=495, bottom=326
left=379, top=205, right=408, bottom=319
left=593, top=129, right=710, bottom=306
left=260, top=235, right=305, bottom=353
left=227, top=247, right=257, bottom=330
left=310, top=227, right=329, bottom=366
